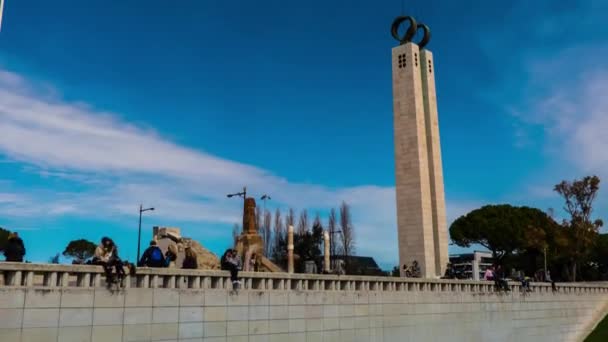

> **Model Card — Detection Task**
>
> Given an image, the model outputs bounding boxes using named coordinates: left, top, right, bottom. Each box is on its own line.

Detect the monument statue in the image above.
left=391, top=15, right=449, bottom=278
left=152, top=227, right=220, bottom=269
left=242, top=197, right=257, bottom=234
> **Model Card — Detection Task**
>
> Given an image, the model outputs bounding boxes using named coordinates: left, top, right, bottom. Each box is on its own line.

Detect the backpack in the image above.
left=150, top=247, right=163, bottom=263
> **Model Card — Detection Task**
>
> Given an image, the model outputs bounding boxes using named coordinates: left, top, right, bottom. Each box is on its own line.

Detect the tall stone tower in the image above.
left=391, top=16, right=448, bottom=278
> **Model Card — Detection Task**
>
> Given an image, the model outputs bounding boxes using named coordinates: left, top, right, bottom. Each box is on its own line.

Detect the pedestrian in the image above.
left=182, top=247, right=198, bottom=269
left=95, top=237, right=126, bottom=286
left=484, top=266, right=494, bottom=281
left=494, top=265, right=510, bottom=291
left=138, top=240, right=165, bottom=268
left=221, top=249, right=241, bottom=288
left=3, top=232, right=26, bottom=262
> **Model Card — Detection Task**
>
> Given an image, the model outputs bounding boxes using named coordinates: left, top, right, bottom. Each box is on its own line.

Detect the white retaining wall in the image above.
left=1, top=263, right=607, bottom=342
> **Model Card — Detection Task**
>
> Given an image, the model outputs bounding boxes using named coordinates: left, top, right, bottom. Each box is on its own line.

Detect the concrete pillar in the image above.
left=288, top=225, right=294, bottom=274
left=324, top=231, right=331, bottom=273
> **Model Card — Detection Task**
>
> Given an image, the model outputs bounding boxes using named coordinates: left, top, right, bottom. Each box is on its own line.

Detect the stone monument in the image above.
left=153, top=226, right=220, bottom=269
left=391, top=16, right=449, bottom=278
left=234, top=197, right=283, bottom=272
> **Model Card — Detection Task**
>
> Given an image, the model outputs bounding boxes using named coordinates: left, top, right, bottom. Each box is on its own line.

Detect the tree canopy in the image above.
left=449, top=204, right=556, bottom=264
left=62, top=239, right=97, bottom=263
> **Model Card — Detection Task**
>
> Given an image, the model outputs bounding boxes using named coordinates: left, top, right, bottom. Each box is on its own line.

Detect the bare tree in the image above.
left=327, top=208, right=339, bottom=263
left=285, top=208, right=296, bottom=230
left=255, top=207, right=262, bottom=232
left=272, top=209, right=284, bottom=259
left=232, top=223, right=240, bottom=245
left=339, top=201, right=355, bottom=273
left=263, top=210, right=272, bottom=256
left=297, top=209, right=309, bottom=235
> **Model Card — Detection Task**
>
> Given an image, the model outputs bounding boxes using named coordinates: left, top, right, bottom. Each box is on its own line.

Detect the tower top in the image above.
left=391, top=16, right=431, bottom=49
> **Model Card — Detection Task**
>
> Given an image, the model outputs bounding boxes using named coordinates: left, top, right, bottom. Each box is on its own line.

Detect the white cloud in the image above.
left=0, top=68, right=413, bottom=265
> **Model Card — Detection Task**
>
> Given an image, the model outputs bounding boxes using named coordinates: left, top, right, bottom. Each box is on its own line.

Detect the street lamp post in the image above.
left=260, top=194, right=271, bottom=213
left=137, top=205, right=155, bottom=263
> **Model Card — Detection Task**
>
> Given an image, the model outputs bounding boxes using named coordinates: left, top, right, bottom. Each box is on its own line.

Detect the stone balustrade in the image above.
left=2, top=262, right=607, bottom=294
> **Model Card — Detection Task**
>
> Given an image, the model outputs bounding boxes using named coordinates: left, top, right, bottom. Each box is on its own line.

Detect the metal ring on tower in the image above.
left=391, top=16, right=432, bottom=49
left=416, top=23, right=431, bottom=49
left=391, top=16, right=418, bottom=45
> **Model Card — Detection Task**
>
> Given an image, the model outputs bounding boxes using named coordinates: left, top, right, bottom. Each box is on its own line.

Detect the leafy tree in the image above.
left=554, top=175, right=603, bottom=281
left=293, top=216, right=324, bottom=272
left=262, top=210, right=272, bottom=257
left=232, top=224, right=240, bottom=245
left=62, top=239, right=96, bottom=263
left=271, top=209, right=285, bottom=263
left=450, top=204, right=555, bottom=266
left=297, top=209, right=309, bottom=235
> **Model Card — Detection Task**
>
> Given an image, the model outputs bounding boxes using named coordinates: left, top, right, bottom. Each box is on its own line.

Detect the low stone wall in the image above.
left=1, top=263, right=607, bottom=342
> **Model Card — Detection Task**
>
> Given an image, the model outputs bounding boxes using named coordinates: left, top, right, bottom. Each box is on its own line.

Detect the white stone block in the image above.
left=21, top=327, right=58, bottom=342
left=93, top=308, right=124, bottom=326
left=269, top=305, right=288, bottom=320
left=153, top=306, right=179, bottom=324
left=179, top=290, right=205, bottom=307
left=59, top=308, right=93, bottom=327
left=289, top=305, right=306, bottom=319
left=288, top=292, right=306, bottom=305
left=0, top=308, right=23, bottom=328
left=150, top=322, right=179, bottom=340
left=93, top=289, right=125, bottom=308
left=306, top=318, right=323, bottom=331
left=0, top=289, right=25, bottom=308
left=227, top=320, right=248, bottom=336
left=269, top=292, right=288, bottom=306
left=204, top=321, right=227, bottom=337
left=269, top=333, right=290, bottom=342
left=154, top=288, right=180, bottom=307
left=124, top=289, right=153, bottom=307
left=249, top=305, right=269, bottom=320
left=23, top=308, right=59, bottom=328
left=25, top=289, right=61, bottom=308
left=0, top=328, right=21, bottom=341
left=227, top=306, right=248, bottom=321
left=205, top=291, right=228, bottom=307
left=180, top=306, right=204, bottom=322
left=248, top=320, right=269, bottom=335
left=269, top=319, right=289, bottom=334
left=57, top=326, right=92, bottom=342
left=123, top=323, right=151, bottom=341
left=179, top=322, right=204, bottom=339
left=60, top=289, right=94, bottom=308
left=288, top=319, right=306, bottom=333
left=204, top=306, right=226, bottom=322
left=305, top=305, right=323, bottom=319
left=124, top=307, right=152, bottom=325
left=248, top=292, right=269, bottom=306
left=91, top=325, right=122, bottom=342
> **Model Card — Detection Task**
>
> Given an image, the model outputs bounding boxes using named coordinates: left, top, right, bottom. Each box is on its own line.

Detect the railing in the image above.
left=1, top=262, right=607, bottom=294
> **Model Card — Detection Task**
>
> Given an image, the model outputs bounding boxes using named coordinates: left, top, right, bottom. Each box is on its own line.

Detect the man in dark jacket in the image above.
left=138, top=241, right=165, bottom=267
left=4, top=232, right=25, bottom=262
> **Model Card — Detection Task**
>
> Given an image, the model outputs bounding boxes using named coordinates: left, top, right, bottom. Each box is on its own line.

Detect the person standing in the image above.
left=3, top=232, right=25, bottom=262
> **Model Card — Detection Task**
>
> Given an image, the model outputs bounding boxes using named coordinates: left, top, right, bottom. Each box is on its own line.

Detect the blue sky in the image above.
left=1, top=0, right=607, bottom=269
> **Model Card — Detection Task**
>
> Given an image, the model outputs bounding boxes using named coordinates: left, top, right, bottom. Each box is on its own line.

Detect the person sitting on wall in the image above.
left=3, top=232, right=26, bottom=262
left=484, top=266, right=495, bottom=281
left=95, top=237, right=126, bottom=286
left=164, top=245, right=178, bottom=268
left=221, top=249, right=241, bottom=288
left=494, top=265, right=510, bottom=291
left=182, top=247, right=198, bottom=269
left=138, top=240, right=165, bottom=268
